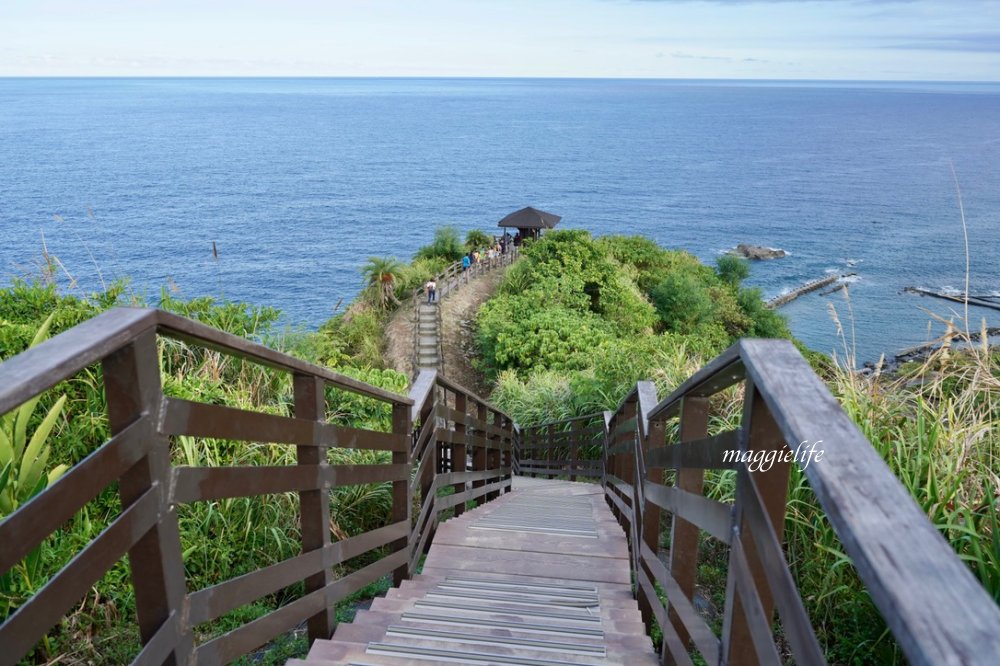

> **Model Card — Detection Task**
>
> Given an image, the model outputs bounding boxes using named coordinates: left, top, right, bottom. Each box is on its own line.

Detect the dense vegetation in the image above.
left=477, top=230, right=789, bottom=421
left=476, top=230, right=1000, bottom=664
left=0, top=279, right=411, bottom=663
left=3, top=227, right=997, bottom=665
left=0, top=224, right=507, bottom=663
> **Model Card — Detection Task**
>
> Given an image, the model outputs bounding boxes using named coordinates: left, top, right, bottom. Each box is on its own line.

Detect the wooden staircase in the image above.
left=288, top=479, right=658, bottom=665
left=415, top=302, right=442, bottom=372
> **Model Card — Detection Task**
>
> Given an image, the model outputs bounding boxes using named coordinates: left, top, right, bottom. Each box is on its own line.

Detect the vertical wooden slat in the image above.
left=102, top=331, right=193, bottom=664
left=570, top=423, right=580, bottom=482
left=487, top=409, right=502, bottom=501
left=294, top=374, right=334, bottom=642
left=391, top=401, right=411, bottom=586
left=621, top=398, right=639, bottom=578
left=452, top=392, right=467, bottom=517
left=638, top=417, right=667, bottom=631
left=722, top=381, right=791, bottom=666
left=412, top=382, right=438, bottom=576
left=667, top=396, right=709, bottom=649
left=472, top=403, right=488, bottom=505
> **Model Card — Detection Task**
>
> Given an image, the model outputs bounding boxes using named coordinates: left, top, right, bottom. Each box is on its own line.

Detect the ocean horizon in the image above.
left=2, top=76, right=998, bottom=362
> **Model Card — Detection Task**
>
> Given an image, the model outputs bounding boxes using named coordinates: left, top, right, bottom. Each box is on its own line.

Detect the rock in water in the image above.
left=731, top=243, right=787, bottom=260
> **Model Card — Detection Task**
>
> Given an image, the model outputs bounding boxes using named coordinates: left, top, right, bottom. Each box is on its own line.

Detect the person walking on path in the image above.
left=462, top=254, right=471, bottom=271
left=425, top=279, right=437, bottom=303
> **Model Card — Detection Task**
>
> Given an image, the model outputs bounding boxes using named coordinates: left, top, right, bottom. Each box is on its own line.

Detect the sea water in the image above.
left=1, top=77, right=998, bottom=362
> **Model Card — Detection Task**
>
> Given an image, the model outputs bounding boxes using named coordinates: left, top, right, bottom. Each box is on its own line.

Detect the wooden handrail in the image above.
left=409, top=246, right=519, bottom=375
left=520, top=338, right=1000, bottom=666
left=0, top=309, right=513, bottom=665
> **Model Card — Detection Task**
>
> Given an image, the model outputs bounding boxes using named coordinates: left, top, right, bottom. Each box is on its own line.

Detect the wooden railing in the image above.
left=407, top=370, right=515, bottom=572
left=522, top=338, right=1000, bottom=666
left=0, top=308, right=513, bottom=666
left=409, top=245, right=519, bottom=376
left=409, top=245, right=520, bottom=313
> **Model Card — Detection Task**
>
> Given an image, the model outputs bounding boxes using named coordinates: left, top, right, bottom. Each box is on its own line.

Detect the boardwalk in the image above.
left=412, top=250, right=518, bottom=375
left=291, top=478, right=657, bottom=665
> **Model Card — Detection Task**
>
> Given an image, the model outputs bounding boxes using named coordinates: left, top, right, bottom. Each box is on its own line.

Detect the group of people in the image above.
left=425, top=232, right=522, bottom=303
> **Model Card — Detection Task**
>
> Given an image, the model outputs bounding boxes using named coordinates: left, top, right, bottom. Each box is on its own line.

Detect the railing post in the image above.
left=487, top=409, right=503, bottom=500
left=102, top=331, right=193, bottom=664
left=391, top=401, right=411, bottom=586
left=638, top=416, right=666, bottom=632
left=472, top=402, right=488, bottom=506
left=569, top=424, right=578, bottom=482
left=511, top=423, right=521, bottom=478
left=452, top=392, right=468, bottom=517
left=601, top=411, right=613, bottom=495
left=667, top=396, right=709, bottom=649
left=721, top=381, right=791, bottom=666
left=293, top=374, right=335, bottom=643
left=547, top=423, right=555, bottom=478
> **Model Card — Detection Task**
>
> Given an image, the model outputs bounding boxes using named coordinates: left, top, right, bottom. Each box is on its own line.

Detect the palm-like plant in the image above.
left=0, top=314, right=69, bottom=518
left=362, top=257, right=405, bottom=309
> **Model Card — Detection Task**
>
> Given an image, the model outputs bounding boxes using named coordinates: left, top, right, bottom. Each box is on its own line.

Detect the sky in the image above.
left=1, top=0, right=998, bottom=80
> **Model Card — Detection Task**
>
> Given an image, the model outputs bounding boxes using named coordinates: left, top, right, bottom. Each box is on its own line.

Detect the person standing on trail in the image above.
left=425, top=279, right=437, bottom=303
left=462, top=254, right=471, bottom=271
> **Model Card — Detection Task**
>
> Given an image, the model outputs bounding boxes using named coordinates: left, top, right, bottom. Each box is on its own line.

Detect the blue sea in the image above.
left=1, top=78, right=999, bottom=363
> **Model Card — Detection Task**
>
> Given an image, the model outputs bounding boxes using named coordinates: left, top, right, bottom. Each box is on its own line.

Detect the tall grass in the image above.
left=0, top=281, right=408, bottom=663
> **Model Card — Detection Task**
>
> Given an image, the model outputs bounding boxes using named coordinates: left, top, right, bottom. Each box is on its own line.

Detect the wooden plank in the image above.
left=156, top=309, right=411, bottom=406
left=669, top=396, right=709, bottom=650
left=435, top=468, right=510, bottom=486
left=171, top=465, right=323, bottom=503
left=606, top=474, right=634, bottom=504
left=647, top=343, right=745, bottom=421
left=724, top=381, right=791, bottom=666
left=451, top=393, right=468, bottom=518
left=390, top=402, right=410, bottom=585
left=645, top=429, right=741, bottom=470
left=195, top=587, right=327, bottom=666
left=740, top=474, right=826, bottom=665
left=0, top=488, right=160, bottom=663
left=644, top=482, right=732, bottom=545
left=408, top=369, right=437, bottom=424
left=293, top=374, right=333, bottom=644
left=728, top=538, right=783, bottom=665
left=0, top=307, right=157, bottom=416
left=738, top=338, right=1000, bottom=666
left=640, top=542, right=720, bottom=663
left=326, top=549, right=409, bottom=606
left=318, top=423, right=408, bottom=452
left=187, top=550, right=326, bottom=625
left=162, top=397, right=314, bottom=444
left=131, top=611, right=180, bottom=666
left=186, top=520, right=411, bottom=627
left=329, top=463, right=410, bottom=486
left=163, top=398, right=407, bottom=452
left=636, top=380, right=662, bottom=632
left=0, top=416, right=152, bottom=573
left=636, top=566, right=696, bottom=666
left=105, top=332, right=193, bottom=662
left=435, top=480, right=507, bottom=511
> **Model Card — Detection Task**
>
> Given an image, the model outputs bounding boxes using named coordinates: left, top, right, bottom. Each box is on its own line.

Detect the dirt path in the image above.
left=383, top=268, right=507, bottom=396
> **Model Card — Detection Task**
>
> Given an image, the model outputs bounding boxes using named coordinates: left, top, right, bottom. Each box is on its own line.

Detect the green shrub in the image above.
left=414, top=226, right=464, bottom=262
left=465, top=230, right=493, bottom=252
left=715, top=254, right=750, bottom=286
left=650, top=271, right=716, bottom=332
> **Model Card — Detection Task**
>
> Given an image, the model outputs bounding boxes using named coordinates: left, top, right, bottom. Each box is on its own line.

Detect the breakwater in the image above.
left=767, top=273, right=856, bottom=309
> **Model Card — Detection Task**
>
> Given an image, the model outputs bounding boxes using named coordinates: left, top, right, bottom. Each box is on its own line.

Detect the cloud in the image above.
left=883, top=32, right=1000, bottom=53
left=670, top=51, right=733, bottom=61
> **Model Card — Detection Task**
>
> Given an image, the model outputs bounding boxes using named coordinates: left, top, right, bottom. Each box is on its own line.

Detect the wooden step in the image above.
left=290, top=479, right=658, bottom=666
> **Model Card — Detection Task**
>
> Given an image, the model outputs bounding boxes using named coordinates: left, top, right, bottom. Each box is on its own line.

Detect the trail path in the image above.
left=384, top=266, right=508, bottom=396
